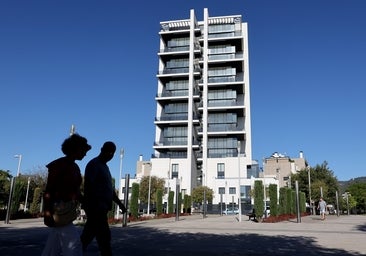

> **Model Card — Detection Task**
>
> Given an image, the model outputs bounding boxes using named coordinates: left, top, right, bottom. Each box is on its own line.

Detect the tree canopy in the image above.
left=346, top=182, right=366, bottom=213
left=0, top=170, right=12, bottom=207
left=291, top=161, right=339, bottom=205
left=191, top=186, right=214, bottom=204
left=138, top=175, right=165, bottom=204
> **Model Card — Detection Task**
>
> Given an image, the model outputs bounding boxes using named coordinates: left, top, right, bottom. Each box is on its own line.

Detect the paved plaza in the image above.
left=0, top=214, right=365, bottom=255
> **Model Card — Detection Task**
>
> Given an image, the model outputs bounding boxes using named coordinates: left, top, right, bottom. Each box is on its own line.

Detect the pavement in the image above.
left=0, top=214, right=365, bottom=255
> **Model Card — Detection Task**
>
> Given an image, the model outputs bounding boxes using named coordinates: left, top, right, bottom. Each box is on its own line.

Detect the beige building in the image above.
left=263, top=151, right=307, bottom=188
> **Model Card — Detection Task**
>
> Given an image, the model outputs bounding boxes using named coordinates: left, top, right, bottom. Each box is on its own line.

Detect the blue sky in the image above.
left=1, top=0, right=365, bottom=183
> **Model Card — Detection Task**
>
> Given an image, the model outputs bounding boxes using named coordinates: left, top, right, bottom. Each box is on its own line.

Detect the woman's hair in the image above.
left=61, top=134, right=91, bottom=156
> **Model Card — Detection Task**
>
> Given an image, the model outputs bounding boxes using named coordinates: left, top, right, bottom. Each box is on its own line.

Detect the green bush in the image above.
left=156, top=189, right=163, bottom=215
left=130, top=183, right=140, bottom=219
left=30, top=187, right=42, bottom=215
left=254, top=180, right=264, bottom=219
left=168, top=191, right=174, bottom=214
left=269, top=184, right=278, bottom=216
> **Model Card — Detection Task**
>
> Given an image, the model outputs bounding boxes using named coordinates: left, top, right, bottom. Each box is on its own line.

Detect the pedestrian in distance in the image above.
left=80, top=141, right=126, bottom=256
left=42, top=134, right=92, bottom=256
left=318, top=197, right=327, bottom=220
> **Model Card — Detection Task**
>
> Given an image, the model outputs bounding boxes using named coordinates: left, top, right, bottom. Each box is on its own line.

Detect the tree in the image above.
left=177, top=192, right=182, bottom=214
left=168, top=191, right=174, bottom=214
left=300, top=192, right=306, bottom=213
left=139, top=176, right=165, bottom=205
left=254, top=180, right=264, bottom=219
left=130, top=183, right=140, bottom=219
left=156, top=189, right=163, bottom=215
left=0, top=167, right=47, bottom=217
left=346, top=182, right=366, bottom=213
left=268, top=184, right=278, bottom=216
left=191, top=186, right=214, bottom=204
left=183, top=194, right=192, bottom=213
left=30, top=187, right=42, bottom=215
left=290, top=190, right=295, bottom=214
left=278, top=187, right=287, bottom=215
left=342, top=193, right=357, bottom=213
left=11, top=177, right=26, bottom=214
left=291, top=161, right=339, bottom=205
left=0, top=170, right=12, bottom=208
left=311, top=180, right=328, bottom=201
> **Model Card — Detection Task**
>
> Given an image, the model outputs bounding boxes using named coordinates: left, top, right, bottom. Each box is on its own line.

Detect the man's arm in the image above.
left=113, top=191, right=126, bottom=213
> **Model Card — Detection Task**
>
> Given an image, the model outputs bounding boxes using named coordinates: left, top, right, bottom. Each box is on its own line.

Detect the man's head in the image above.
left=100, top=141, right=116, bottom=162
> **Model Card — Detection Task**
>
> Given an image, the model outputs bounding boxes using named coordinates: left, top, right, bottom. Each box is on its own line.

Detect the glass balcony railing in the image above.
left=208, top=52, right=243, bottom=61
left=154, top=140, right=188, bottom=146
left=155, top=115, right=188, bottom=121
left=208, top=31, right=242, bottom=39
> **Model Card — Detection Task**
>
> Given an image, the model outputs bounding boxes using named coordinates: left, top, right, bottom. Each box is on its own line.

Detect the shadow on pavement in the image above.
left=0, top=224, right=363, bottom=256
left=356, top=224, right=366, bottom=232
left=107, top=226, right=362, bottom=256
left=0, top=226, right=48, bottom=255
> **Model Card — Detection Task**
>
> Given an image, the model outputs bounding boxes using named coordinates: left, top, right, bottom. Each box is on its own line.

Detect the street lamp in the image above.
left=343, top=192, right=351, bottom=215
left=147, top=173, right=152, bottom=215
left=237, top=141, right=242, bottom=222
left=24, top=177, right=30, bottom=212
left=307, top=166, right=315, bottom=215
left=167, top=168, right=170, bottom=214
left=263, top=177, right=267, bottom=218
left=116, top=149, right=124, bottom=219
left=15, top=154, right=22, bottom=177
left=276, top=168, right=281, bottom=187
left=4, top=154, right=22, bottom=224
left=175, top=177, right=180, bottom=221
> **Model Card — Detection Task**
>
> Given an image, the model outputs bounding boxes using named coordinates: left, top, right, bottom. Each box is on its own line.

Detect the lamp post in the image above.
left=167, top=169, right=170, bottom=214
left=116, top=149, right=124, bottom=219
left=307, top=166, right=314, bottom=215
left=237, top=141, right=242, bottom=222
left=276, top=168, right=281, bottom=187
left=175, top=177, right=180, bottom=221
left=344, top=192, right=350, bottom=216
left=147, top=173, right=152, bottom=215
left=263, top=177, right=267, bottom=218
left=5, top=154, right=22, bottom=224
left=15, top=154, right=22, bottom=177
left=24, top=177, right=30, bottom=212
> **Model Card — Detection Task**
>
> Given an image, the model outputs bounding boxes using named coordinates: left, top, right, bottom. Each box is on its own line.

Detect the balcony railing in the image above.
left=158, top=67, right=189, bottom=75
left=208, top=52, right=243, bottom=61
left=208, top=31, right=242, bottom=39
left=157, top=90, right=189, bottom=97
left=198, top=73, right=243, bottom=84
left=155, top=115, right=188, bottom=121
left=154, top=140, right=188, bottom=146
left=208, top=100, right=243, bottom=107
left=151, top=152, right=188, bottom=159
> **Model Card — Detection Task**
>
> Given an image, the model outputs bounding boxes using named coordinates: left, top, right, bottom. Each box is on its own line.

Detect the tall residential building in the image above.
left=150, top=8, right=256, bottom=207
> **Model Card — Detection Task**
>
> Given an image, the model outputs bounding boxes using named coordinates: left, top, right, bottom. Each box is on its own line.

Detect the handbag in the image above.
left=52, top=200, right=78, bottom=227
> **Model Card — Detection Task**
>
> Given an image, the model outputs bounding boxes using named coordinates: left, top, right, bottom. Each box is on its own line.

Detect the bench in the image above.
left=246, top=209, right=257, bottom=221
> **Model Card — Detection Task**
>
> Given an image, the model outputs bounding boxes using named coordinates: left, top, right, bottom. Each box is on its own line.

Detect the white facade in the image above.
left=120, top=8, right=257, bottom=210
left=149, top=8, right=254, bottom=207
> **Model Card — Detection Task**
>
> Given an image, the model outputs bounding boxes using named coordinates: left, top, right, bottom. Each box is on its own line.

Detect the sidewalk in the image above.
left=1, top=214, right=365, bottom=255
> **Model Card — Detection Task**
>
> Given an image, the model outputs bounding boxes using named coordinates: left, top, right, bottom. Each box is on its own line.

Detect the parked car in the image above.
left=222, top=207, right=239, bottom=215
left=265, top=206, right=270, bottom=217
left=326, top=204, right=336, bottom=215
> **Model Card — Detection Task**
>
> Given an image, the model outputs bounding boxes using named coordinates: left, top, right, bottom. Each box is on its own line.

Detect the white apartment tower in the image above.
left=151, top=8, right=254, bottom=207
